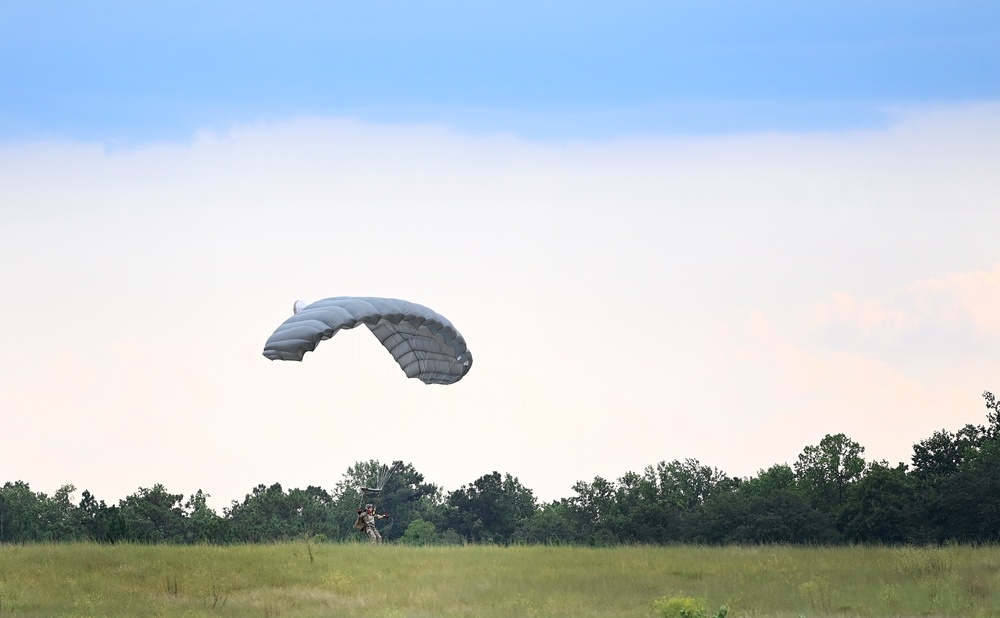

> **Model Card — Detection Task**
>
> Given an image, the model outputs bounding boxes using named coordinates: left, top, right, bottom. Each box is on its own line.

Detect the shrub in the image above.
left=652, top=595, right=728, bottom=618
left=401, top=519, right=437, bottom=546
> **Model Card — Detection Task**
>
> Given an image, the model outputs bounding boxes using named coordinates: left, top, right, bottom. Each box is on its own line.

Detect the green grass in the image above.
left=1, top=542, right=999, bottom=617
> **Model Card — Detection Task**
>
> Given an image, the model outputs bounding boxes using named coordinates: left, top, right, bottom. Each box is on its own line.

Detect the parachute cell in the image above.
left=262, top=297, right=473, bottom=385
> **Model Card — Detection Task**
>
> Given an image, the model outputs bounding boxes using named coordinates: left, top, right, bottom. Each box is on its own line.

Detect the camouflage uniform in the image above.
left=356, top=507, right=387, bottom=544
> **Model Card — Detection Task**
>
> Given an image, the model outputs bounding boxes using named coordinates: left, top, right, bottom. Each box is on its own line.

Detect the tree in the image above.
left=117, top=485, right=187, bottom=542
left=615, top=469, right=680, bottom=543
left=906, top=391, right=1000, bottom=542
left=839, top=461, right=916, bottom=543
left=913, top=392, right=1000, bottom=478
left=740, top=464, right=796, bottom=497
left=446, top=472, right=537, bottom=544
left=77, top=489, right=121, bottom=542
left=911, top=425, right=985, bottom=477
left=184, top=490, right=229, bottom=543
left=688, top=489, right=838, bottom=544
left=44, top=484, right=83, bottom=541
left=0, top=481, right=47, bottom=541
left=921, top=439, right=1000, bottom=543
left=400, top=519, right=438, bottom=545
left=566, top=475, right=618, bottom=543
left=682, top=462, right=839, bottom=544
left=225, top=483, right=339, bottom=542
left=983, top=390, right=1000, bottom=439
left=512, top=501, right=582, bottom=545
left=794, top=433, right=866, bottom=514
left=648, top=459, right=736, bottom=511
left=564, top=460, right=735, bottom=545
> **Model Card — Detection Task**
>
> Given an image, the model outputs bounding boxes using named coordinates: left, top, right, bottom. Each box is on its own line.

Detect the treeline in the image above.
left=3, top=392, right=998, bottom=546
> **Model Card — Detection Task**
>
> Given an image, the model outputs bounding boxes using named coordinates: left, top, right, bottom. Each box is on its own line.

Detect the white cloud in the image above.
left=903, top=265, right=1000, bottom=336
left=806, top=264, right=1000, bottom=355
left=1, top=103, right=999, bottom=507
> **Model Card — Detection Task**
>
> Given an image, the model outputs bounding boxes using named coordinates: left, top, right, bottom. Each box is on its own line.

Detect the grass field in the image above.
left=1, top=542, right=999, bottom=617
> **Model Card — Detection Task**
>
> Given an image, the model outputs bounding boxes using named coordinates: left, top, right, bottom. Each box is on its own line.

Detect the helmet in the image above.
left=365, top=503, right=374, bottom=509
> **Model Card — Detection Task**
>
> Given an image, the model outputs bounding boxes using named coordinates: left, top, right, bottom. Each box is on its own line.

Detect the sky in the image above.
left=2, top=2, right=999, bottom=511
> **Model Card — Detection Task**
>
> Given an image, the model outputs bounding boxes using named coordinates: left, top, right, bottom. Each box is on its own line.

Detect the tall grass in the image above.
left=0, top=542, right=998, bottom=617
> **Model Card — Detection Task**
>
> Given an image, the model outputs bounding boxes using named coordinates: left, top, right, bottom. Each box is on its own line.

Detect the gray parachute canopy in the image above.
left=262, top=297, right=473, bottom=385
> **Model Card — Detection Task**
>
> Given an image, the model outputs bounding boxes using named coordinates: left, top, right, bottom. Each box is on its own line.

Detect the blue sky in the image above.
left=3, top=1, right=999, bottom=142
left=2, top=3, right=999, bottom=507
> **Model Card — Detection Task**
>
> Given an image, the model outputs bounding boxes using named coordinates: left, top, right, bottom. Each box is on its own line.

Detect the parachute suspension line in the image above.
left=357, top=462, right=400, bottom=514
left=377, top=461, right=400, bottom=491
left=376, top=462, right=398, bottom=535
left=359, top=488, right=382, bottom=511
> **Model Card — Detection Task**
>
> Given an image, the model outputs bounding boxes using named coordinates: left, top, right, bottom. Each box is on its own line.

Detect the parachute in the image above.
left=262, top=297, right=473, bottom=385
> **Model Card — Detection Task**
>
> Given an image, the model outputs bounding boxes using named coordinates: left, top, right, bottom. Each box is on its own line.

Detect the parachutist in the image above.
left=355, top=503, right=389, bottom=545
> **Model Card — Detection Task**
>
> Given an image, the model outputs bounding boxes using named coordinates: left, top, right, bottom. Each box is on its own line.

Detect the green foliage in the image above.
left=567, top=458, right=734, bottom=544
left=983, top=390, right=1000, bottom=438
left=912, top=424, right=986, bottom=477
left=117, top=484, right=187, bottom=542
left=225, top=483, right=337, bottom=542
left=652, top=595, right=728, bottom=618
left=512, top=501, right=580, bottom=544
left=741, top=463, right=796, bottom=497
left=184, top=489, right=228, bottom=543
left=401, top=518, right=437, bottom=545
left=688, top=489, right=838, bottom=544
left=840, top=461, right=915, bottom=543
left=0, top=481, right=50, bottom=541
left=794, top=433, right=866, bottom=513
left=446, top=471, right=537, bottom=544
left=648, top=459, right=737, bottom=511
left=932, top=439, right=1000, bottom=542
